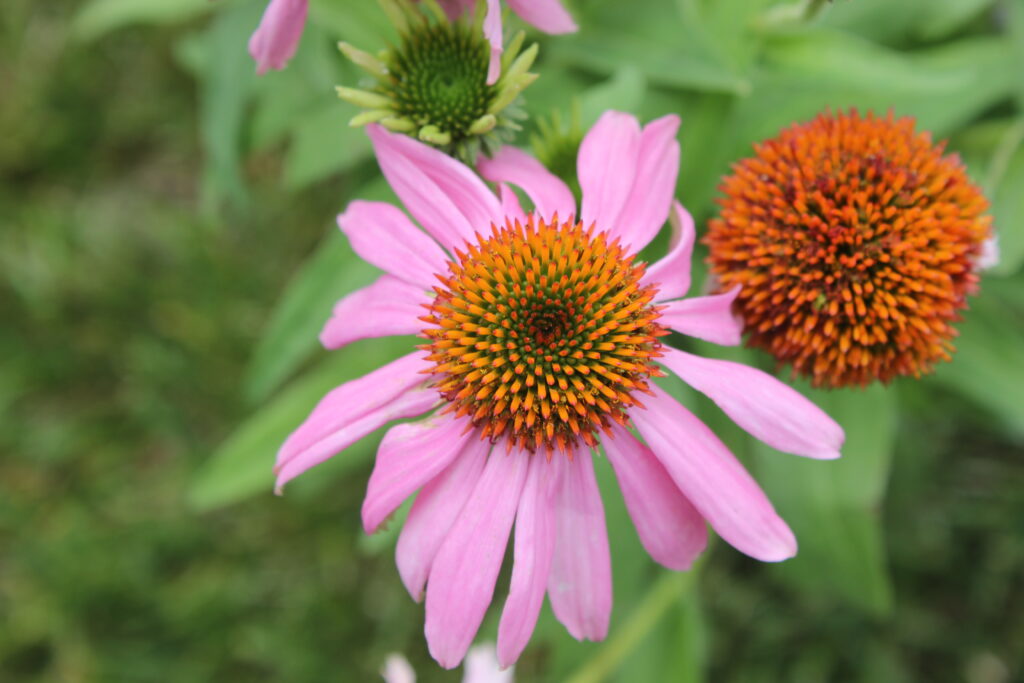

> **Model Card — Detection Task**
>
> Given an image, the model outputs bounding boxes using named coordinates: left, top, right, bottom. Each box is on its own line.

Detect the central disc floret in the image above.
left=392, top=22, right=492, bottom=137
left=422, top=216, right=666, bottom=453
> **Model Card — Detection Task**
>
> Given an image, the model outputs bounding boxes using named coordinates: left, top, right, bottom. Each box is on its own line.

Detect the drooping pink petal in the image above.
left=381, top=654, right=417, bottom=683
left=477, top=146, right=576, bottom=222
left=248, top=0, right=308, bottom=75
left=395, top=436, right=490, bottom=601
left=367, top=125, right=502, bottom=251
left=425, top=448, right=531, bottom=669
left=612, top=115, right=681, bottom=252
left=484, top=0, right=503, bottom=85
left=498, top=183, right=527, bottom=224
left=275, top=352, right=433, bottom=488
left=660, top=347, right=844, bottom=460
left=630, top=385, right=797, bottom=562
left=641, top=200, right=695, bottom=302
left=319, top=275, right=427, bottom=350
left=436, top=0, right=474, bottom=21
left=603, top=423, right=707, bottom=571
left=337, top=201, right=449, bottom=289
left=578, top=111, right=641, bottom=234
left=496, top=454, right=558, bottom=668
left=464, top=643, right=514, bottom=683
left=546, top=449, right=611, bottom=642
left=658, top=287, right=743, bottom=346
left=506, top=0, right=578, bottom=33
left=362, top=413, right=474, bottom=533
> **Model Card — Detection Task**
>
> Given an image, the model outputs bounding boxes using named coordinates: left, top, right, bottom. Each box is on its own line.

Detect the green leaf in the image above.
left=579, top=67, right=647, bottom=129
left=929, top=277, right=1024, bottom=440
left=822, top=0, right=996, bottom=45
left=188, top=336, right=414, bottom=512
left=986, top=123, right=1024, bottom=276
left=72, top=0, right=214, bottom=42
left=198, top=2, right=263, bottom=211
left=754, top=383, right=897, bottom=615
left=549, top=0, right=751, bottom=94
left=284, top=103, right=373, bottom=189
left=729, top=33, right=1017, bottom=161
left=242, top=228, right=377, bottom=404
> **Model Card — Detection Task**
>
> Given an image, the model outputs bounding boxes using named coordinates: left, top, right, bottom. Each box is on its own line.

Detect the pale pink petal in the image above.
left=337, top=201, right=449, bottom=289
left=641, top=201, right=695, bottom=302
left=506, top=0, right=577, bottom=33
left=578, top=112, right=641, bottom=233
left=463, top=643, right=514, bottom=683
left=484, top=0, right=503, bottom=85
left=496, top=454, right=558, bottom=667
left=275, top=352, right=433, bottom=489
left=658, top=287, right=743, bottom=346
left=368, top=125, right=502, bottom=251
left=381, top=654, right=417, bottom=683
left=319, top=275, right=427, bottom=350
left=248, top=0, right=307, bottom=75
left=613, top=115, right=681, bottom=252
left=603, top=423, right=707, bottom=571
left=546, top=449, right=611, bottom=642
left=630, top=385, right=796, bottom=562
left=498, top=183, right=527, bottom=224
left=396, top=436, right=490, bottom=602
left=477, top=146, right=575, bottom=222
left=362, top=413, right=474, bottom=533
left=660, top=347, right=844, bottom=460
left=436, top=0, right=474, bottom=21
left=425, top=449, right=531, bottom=669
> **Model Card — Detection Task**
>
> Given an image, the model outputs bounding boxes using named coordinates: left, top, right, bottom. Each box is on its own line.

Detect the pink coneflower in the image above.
left=276, top=112, right=844, bottom=669
left=438, top=0, right=577, bottom=83
left=248, top=0, right=308, bottom=75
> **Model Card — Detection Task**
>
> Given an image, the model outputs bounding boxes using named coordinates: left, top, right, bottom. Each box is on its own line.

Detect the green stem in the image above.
left=564, top=565, right=701, bottom=683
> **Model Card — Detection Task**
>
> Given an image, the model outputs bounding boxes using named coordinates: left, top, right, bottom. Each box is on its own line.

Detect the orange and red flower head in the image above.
left=706, top=110, right=993, bottom=388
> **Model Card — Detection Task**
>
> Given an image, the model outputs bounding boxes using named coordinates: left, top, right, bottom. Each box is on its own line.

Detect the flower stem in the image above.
left=563, top=563, right=702, bottom=683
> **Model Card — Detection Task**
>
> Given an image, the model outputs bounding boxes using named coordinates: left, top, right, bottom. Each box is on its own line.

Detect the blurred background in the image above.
left=2, top=0, right=1022, bottom=681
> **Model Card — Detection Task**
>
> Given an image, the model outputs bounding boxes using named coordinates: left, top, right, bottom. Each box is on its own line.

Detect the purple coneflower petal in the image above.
left=381, top=653, right=417, bottom=683
left=425, top=448, right=531, bottom=669
left=248, top=0, right=307, bottom=75
left=319, top=275, right=427, bottom=350
left=363, top=413, right=475, bottom=533
left=642, top=200, right=695, bottom=302
left=614, top=114, right=681, bottom=252
left=630, top=385, right=797, bottom=562
left=658, top=287, right=743, bottom=346
left=396, top=437, right=490, bottom=602
left=368, top=125, right=502, bottom=250
left=498, top=183, right=527, bottom=223
left=337, top=201, right=449, bottom=289
left=579, top=111, right=641, bottom=234
left=546, top=450, right=612, bottom=642
left=506, top=0, right=577, bottom=33
left=275, top=352, right=434, bottom=490
left=604, top=423, right=707, bottom=571
left=497, top=454, right=558, bottom=668
left=660, top=347, right=844, bottom=460
left=477, top=146, right=575, bottom=222
left=484, top=0, right=503, bottom=85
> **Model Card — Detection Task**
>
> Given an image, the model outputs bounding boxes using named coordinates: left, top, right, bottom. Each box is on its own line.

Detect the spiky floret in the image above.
left=421, top=215, right=666, bottom=454
left=706, top=110, right=992, bottom=388
left=337, top=0, right=539, bottom=164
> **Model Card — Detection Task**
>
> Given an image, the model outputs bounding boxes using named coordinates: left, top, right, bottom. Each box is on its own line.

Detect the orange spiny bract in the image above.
left=421, top=214, right=666, bottom=454
left=706, top=110, right=992, bottom=388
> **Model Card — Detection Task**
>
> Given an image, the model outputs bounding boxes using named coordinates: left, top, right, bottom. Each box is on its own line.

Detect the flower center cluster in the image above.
left=706, top=110, right=991, bottom=387
left=390, top=23, right=493, bottom=140
left=421, top=215, right=665, bottom=454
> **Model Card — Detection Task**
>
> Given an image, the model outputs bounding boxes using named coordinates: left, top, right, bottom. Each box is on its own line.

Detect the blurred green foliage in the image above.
left=2, top=0, right=1023, bottom=681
